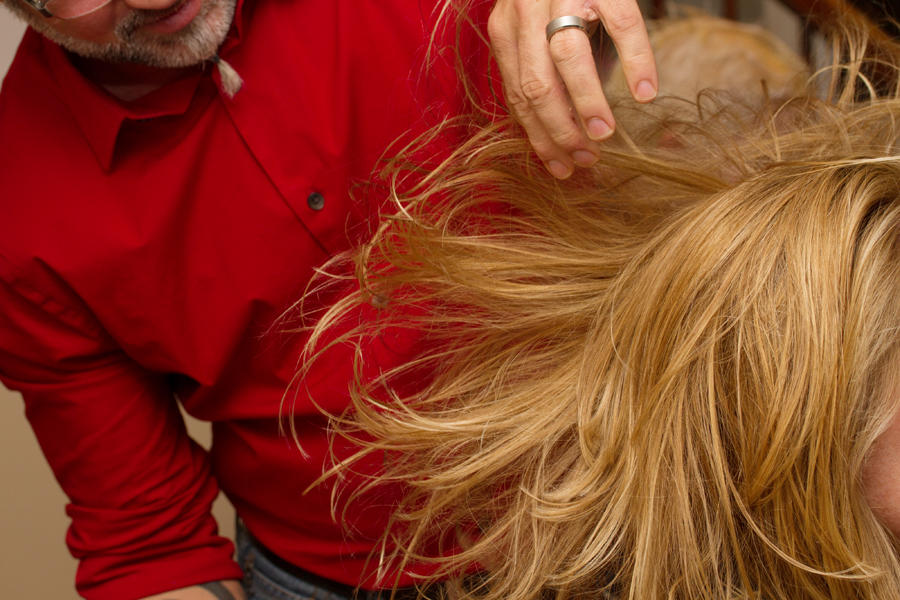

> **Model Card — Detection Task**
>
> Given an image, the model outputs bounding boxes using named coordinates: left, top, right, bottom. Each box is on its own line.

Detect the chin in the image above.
left=117, top=0, right=237, bottom=67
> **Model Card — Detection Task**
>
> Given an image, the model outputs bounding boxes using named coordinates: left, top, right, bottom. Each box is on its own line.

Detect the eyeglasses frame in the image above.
left=22, top=0, right=53, bottom=17
left=21, top=0, right=113, bottom=19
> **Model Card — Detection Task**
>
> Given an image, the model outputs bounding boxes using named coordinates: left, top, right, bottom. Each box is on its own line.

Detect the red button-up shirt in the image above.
left=0, top=2, right=490, bottom=598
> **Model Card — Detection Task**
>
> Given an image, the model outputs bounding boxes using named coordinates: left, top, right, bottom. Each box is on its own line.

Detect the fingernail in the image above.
left=548, top=160, right=572, bottom=179
left=572, top=150, right=597, bottom=167
left=636, top=79, right=657, bottom=102
left=587, top=118, right=613, bottom=141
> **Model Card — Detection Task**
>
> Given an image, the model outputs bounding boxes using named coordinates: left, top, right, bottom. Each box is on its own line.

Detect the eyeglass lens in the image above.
left=45, top=0, right=113, bottom=19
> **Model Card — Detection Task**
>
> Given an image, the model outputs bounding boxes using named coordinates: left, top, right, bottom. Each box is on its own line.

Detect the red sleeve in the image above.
left=0, top=269, right=242, bottom=600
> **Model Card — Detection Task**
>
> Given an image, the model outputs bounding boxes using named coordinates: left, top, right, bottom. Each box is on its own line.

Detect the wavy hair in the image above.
left=297, top=25, right=900, bottom=600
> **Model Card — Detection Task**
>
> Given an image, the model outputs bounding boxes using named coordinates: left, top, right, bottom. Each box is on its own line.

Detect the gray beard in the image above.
left=2, top=0, right=235, bottom=67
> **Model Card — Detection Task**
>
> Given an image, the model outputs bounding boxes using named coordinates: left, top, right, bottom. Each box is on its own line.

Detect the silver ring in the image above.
left=546, top=15, right=589, bottom=42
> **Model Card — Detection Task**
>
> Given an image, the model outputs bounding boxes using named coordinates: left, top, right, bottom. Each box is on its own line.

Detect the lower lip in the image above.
left=142, top=0, right=202, bottom=35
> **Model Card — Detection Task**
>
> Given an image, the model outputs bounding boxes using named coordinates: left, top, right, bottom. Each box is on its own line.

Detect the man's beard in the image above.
left=2, top=0, right=236, bottom=67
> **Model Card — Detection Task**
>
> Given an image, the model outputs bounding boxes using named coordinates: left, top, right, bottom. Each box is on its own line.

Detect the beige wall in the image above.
left=1, top=12, right=79, bottom=588
left=0, top=17, right=234, bottom=599
left=0, top=11, right=24, bottom=73
left=0, top=14, right=86, bottom=600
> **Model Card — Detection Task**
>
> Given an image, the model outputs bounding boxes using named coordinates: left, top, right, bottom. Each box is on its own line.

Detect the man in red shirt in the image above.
left=0, top=0, right=656, bottom=598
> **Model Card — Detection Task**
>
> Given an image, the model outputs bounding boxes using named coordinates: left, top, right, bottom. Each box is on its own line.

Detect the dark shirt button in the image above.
left=307, top=191, right=325, bottom=211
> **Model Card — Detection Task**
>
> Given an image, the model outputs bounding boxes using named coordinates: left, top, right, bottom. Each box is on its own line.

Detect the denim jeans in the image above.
left=236, top=522, right=399, bottom=600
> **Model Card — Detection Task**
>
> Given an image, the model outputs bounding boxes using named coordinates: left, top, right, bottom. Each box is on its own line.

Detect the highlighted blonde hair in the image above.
left=300, top=27, right=900, bottom=600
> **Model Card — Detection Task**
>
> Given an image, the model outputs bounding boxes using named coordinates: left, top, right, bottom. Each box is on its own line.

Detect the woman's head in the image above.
left=604, top=13, right=809, bottom=106
left=301, top=25, right=900, bottom=600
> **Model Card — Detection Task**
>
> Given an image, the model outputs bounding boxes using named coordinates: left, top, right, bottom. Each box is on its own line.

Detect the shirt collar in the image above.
left=42, top=0, right=249, bottom=172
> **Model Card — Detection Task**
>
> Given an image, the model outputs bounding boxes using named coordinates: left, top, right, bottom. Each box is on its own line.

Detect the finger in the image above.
left=546, top=24, right=615, bottom=141
left=517, top=5, right=598, bottom=167
left=488, top=1, right=527, bottom=126
left=487, top=0, right=519, bottom=83
left=594, top=0, right=658, bottom=102
left=490, top=3, right=577, bottom=177
left=507, top=83, right=578, bottom=178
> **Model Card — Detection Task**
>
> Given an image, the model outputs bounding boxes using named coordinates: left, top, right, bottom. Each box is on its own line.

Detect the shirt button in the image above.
left=307, top=191, right=325, bottom=211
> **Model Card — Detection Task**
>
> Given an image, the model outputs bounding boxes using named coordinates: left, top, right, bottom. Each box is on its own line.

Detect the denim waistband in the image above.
left=236, top=520, right=420, bottom=600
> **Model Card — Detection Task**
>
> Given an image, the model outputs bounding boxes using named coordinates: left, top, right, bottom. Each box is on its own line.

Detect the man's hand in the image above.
left=488, top=0, right=658, bottom=178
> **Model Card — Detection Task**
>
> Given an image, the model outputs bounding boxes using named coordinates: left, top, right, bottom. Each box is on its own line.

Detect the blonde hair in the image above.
left=298, top=27, right=900, bottom=600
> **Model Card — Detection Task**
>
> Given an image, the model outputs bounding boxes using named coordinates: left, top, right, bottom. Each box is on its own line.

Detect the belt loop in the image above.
left=242, top=551, right=255, bottom=591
